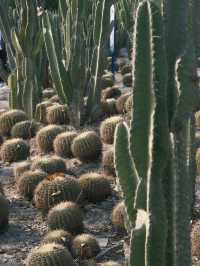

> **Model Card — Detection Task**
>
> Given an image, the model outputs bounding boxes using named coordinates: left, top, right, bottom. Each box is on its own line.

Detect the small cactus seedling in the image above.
left=100, top=116, right=123, bottom=144
left=0, top=138, right=30, bottom=163
left=17, top=170, right=47, bottom=200
left=47, top=104, right=69, bottom=125
left=36, top=125, right=64, bottom=153
left=47, top=201, right=84, bottom=234
left=42, top=230, right=72, bottom=249
left=71, top=233, right=101, bottom=259
left=25, top=243, right=75, bottom=266
left=35, top=101, right=53, bottom=124
left=0, top=109, right=27, bottom=136
left=79, top=172, right=112, bottom=203
left=192, top=223, right=200, bottom=259
left=34, top=175, right=82, bottom=212
left=115, top=93, right=131, bottom=114
left=102, top=149, right=115, bottom=176
left=101, top=73, right=114, bottom=89
left=72, top=131, right=102, bottom=162
left=14, top=161, right=32, bottom=183
left=121, top=64, right=132, bottom=75
left=53, top=131, right=78, bottom=158
left=101, top=86, right=121, bottom=100
left=101, top=99, right=118, bottom=115
left=122, top=73, right=132, bottom=87
left=111, top=201, right=126, bottom=232
left=0, top=193, right=9, bottom=231
left=11, top=120, right=39, bottom=139
left=31, top=155, right=66, bottom=174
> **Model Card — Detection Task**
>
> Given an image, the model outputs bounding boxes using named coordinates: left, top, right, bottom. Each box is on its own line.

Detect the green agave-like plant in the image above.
left=114, top=1, right=199, bottom=266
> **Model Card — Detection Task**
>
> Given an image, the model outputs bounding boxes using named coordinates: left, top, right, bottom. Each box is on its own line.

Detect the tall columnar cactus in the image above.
left=0, top=0, right=45, bottom=119
left=43, top=0, right=113, bottom=127
left=114, top=1, right=199, bottom=266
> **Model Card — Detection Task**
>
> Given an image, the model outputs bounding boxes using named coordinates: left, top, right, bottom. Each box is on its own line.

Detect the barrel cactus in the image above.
left=196, top=148, right=200, bottom=175
left=34, top=175, right=82, bottom=212
left=115, top=93, right=130, bottom=114
left=42, top=230, right=72, bottom=249
left=195, top=111, right=200, bottom=129
left=79, top=172, right=111, bottom=203
left=121, top=64, right=132, bottom=75
left=36, top=125, right=64, bottom=153
left=101, top=72, right=114, bottom=89
left=102, top=149, right=115, bottom=176
left=122, top=73, right=132, bottom=87
left=17, top=170, right=47, bottom=200
left=0, top=110, right=28, bottom=136
left=101, top=86, right=121, bottom=100
left=101, top=99, right=118, bottom=115
left=53, top=131, right=78, bottom=158
left=111, top=201, right=126, bottom=232
left=14, top=161, right=32, bottom=183
left=47, top=201, right=84, bottom=234
left=99, top=261, right=121, bottom=266
left=49, top=95, right=60, bottom=103
left=100, top=116, right=123, bottom=144
left=71, top=234, right=100, bottom=259
left=31, top=155, right=66, bottom=174
left=0, top=193, right=9, bottom=231
left=11, top=120, right=39, bottom=139
left=0, top=138, right=30, bottom=163
left=25, top=243, right=75, bottom=266
left=72, top=131, right=102, bottom=162
left=47, top=104, right=69, bottom=125
left=35, top=101, right=53, bottom=124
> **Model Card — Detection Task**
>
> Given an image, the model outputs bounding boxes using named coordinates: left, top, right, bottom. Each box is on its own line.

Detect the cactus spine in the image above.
left=114, top=1, right=199, bottom=266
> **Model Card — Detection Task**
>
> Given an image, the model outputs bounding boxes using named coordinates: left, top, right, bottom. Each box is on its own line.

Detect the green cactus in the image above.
left=123, top=73, right=133, bottom=87
left=71, top=234, right=100, bottom=259
left=42, top=0, right=114, bottom=127
left=102, top=148, right=115, bottom=176
left=79, top=173, right=111, bottom=203
left=34, top=174, right=82, bottom=212
left=100, top=116, right=123, bottom=144
left=11, top=120, right=39, bottom=139
left=42, top=230, right=72, bottom=249
left=1, top=138, right=30, bottom=163
left=53, top=131, right=78, bottom=158
left=47, top=104, right=69, bottom=125
left=115, top=93, right=131, bottom=114
left=47, top=201, right=84, bottom=234
left=14, top=161, right=32, bottom=183
left=111, top=201, right=126, bottom=232
left=101, top=99, right=118, bottom=115
left=17, top=170, right=47, bottom=200
left=36, top=125, right=64, bottom=153
left=31, top=155, right=66, bottom=174
left=72, top=131, right=102, bottom=162
left=0, top=193, right=9, bottom=231
left=101, top=86, right=121, bottom=100
left=0, top=1, right=45, bottom=118
left=0, top=109, right=27, bottom=136
left=101, top=73, right=115, bottom=89
left=25, top=243, right=75, bottom=266
left=121, top=64, right=132, bottom=75
left=35, top=101, right=53, bottom=124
